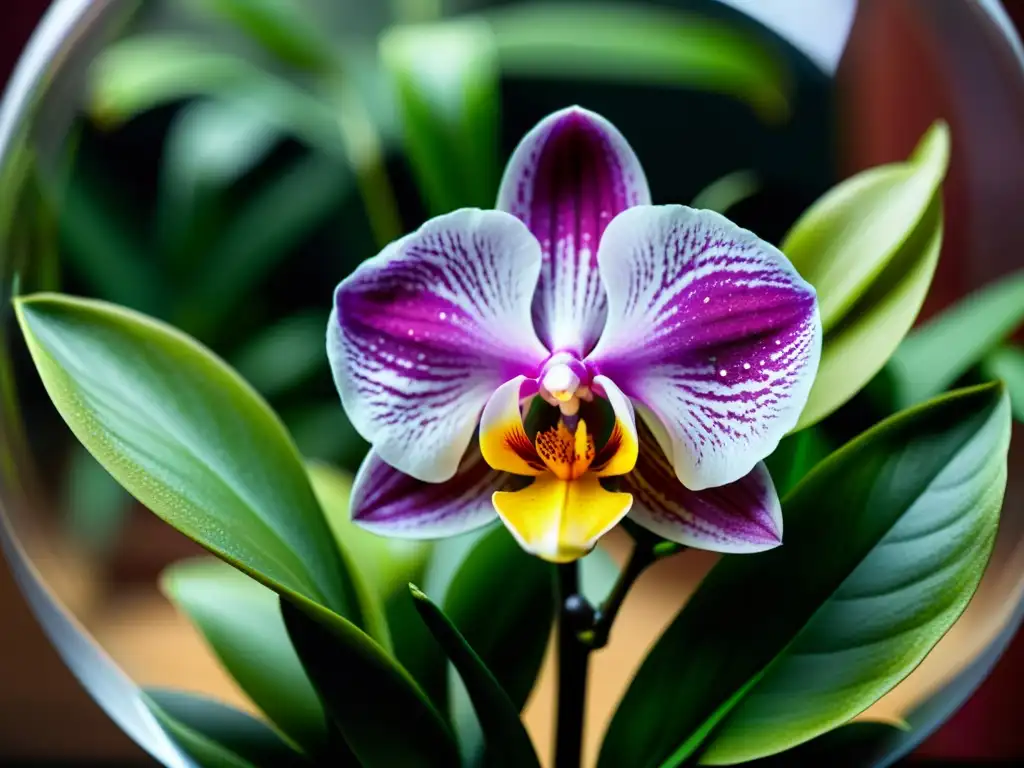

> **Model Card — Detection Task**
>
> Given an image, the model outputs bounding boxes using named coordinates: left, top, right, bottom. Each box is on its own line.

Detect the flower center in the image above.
left=534, top=418, right=596, bottom=481
left=540, top=355, right=591, bottom=417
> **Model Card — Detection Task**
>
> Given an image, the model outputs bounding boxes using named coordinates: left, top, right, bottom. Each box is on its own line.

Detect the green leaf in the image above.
left=443, top=525, right=554, bottom=761
left=380, top=18, right=499, bottom=214
left=181, top=0, right=339, bottom=72
left=790, top=123, right=949, bottom=429
left=231, top=312, right=330, bottom=400
left=14, top=293, right=374, bottom=639
left=785, top=122, right=948, bottom=332
left=281, top=599, right=460, bottom=768
left=145, top=689, right=309, bottom=768
left=444, top=525, right=554, bottom=710
left=983, top=344, right=1024, bottom=421
left=763, top=427, right=832, bottom=500
left=160, top=558, right=328, bottom=755
left=741, top=721, right=909, bottom=768
left=599, top=383, right=1009, bottom=767
left=409, top=586, right=541, bottom=768
left=887, top=271, right=1024, bottom=409
left=690, top=170, right=760, bottom=215
left=485, top=2, right=790, bottom=122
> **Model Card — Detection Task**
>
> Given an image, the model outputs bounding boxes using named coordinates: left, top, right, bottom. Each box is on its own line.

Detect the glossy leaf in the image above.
left=282, top=599, right=460, bottom=768
left=380, top=18, right=499, bottom=214
left=888, top=271, right=1024, bottom=408
left=791, top=123, right=949, bottom=429
left=62, top=445, right=132, bottom=555
left=785, top=122, right=948, bottom=332
left=145, top=689, right=308, bottom=768
left=742, top=721, right=909, bottom=768
left=14, top=294, right=373, bottom=638
left=763, top=427, right=832, bottom=499
left=600, top=383, right=1009, bottom=767
left=485, top=2, right=790, bottom=121
left=181, top=0, right=338, bottom=72
left=410, top=586, right=541, bottom=768
left=983, top=344, right=1024, bottom=421
left=161, top=559, right=328, bottom=755
left=444, top=525, right=554, bottom=710
left=442, top=525, right=553, bottom=761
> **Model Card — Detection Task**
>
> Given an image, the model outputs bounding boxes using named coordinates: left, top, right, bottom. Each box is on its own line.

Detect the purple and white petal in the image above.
left=589, top=205, right=821, bottom=490
left=351, top=447, right=504, bottom=539
left=623, top=425, right=782, bottom=553
left=330, top=209, right=550, bottom=483
left=497, top=106, right=651, bottom=356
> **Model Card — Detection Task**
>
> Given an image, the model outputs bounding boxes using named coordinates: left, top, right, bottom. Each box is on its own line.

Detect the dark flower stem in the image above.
left=555, top=562, right=589, bottom=768
left=554, top=540, right=684, bottom=767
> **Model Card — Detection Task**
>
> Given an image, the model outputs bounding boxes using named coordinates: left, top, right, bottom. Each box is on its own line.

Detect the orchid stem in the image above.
left=555, top=562, right=589, bottom=768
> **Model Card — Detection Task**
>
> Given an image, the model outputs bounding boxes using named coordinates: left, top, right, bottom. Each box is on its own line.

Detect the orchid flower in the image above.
left=328, top=107, right=822, bottom=563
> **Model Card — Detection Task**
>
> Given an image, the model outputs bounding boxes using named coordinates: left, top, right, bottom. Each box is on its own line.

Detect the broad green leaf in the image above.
left=443, top=525, right=554, bottom=761
left=181, top=0, right=339, bottom=72
left=690, top=170, right=759, bottom=215
left=145, top=689, right=308, bottom=768
left=486, top=2, right=790, bottom=121
left=763, top=426, right=832, bottom=499
left=784, top=122, right=948, bottom=332
left=742, top=721, right=909, bottom=768
left=282, top=599, right=460, bottom=767
left=161, top=559, right=328, bottom=755
left=887, top=271, right=1024, bottom=409
left=599, top=383, right=1009, bottom=767
left=793, top=127, right=948, bottom=430
left=983, top=344, right=1024, bottom=421
left=444, top=525, right=554, bottom=710
left=14, top=294, right=376, bottom=641
left=231, top=312, right=329, bottom=400
left=410, top=586, right=541, bottom=768
left=380, top=18, right=499, bottom=214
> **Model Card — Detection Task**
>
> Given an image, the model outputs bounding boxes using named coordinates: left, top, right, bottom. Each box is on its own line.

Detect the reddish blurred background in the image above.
left=1, top=0, right=1022, bottom=763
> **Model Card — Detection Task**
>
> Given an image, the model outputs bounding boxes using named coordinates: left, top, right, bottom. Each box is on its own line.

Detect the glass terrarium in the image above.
left=1, top=0, right=1023, bottom=765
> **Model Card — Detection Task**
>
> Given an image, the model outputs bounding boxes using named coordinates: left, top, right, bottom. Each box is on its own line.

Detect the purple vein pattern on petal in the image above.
left=330, top=208, right=549, bottom=483
left=623, top=423, right=782, bottom=553
left=589, top=205, right=821, bottom=491
left=351, top=447, right=504, bottom=539
left=497, top=106, right=650, bottom=356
